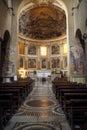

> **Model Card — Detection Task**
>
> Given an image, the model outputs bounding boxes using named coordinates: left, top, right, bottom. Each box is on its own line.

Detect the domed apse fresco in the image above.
left=19, top=3, right=66, bottom=40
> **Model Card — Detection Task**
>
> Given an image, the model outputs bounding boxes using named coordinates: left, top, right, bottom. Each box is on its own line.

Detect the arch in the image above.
left=17, top=0, right=68, bottom=41
left=1, top=30, right=10, bottom=75
left=1, top=30, right=10, bottom=62
left=3, top=30, right=10, bottom=43
left=16, top=0, right=69, bottom=77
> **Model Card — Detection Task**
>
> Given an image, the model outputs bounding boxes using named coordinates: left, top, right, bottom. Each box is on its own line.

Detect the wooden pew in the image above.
left=0, top=89, right=21, bottom=109
left=0, top=79, right=34, bottom=109
left=52, top=77, right=87, bottom=129
left=0, top=107, right=6, bottom=130
left=66, top=99, right=87, bottom=130
left=0, top=93, right=14, bottom=128
left=54, top=84, right=78, bottom=99
left=63, top=93, right=87, bottom=112
left=59, top=88, right=87, bottom=106
left=0, top=78, right=34, bottom=129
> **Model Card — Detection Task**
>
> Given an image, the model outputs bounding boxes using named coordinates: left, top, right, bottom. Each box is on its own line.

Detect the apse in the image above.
left=19, top=1, right=66, bottom=40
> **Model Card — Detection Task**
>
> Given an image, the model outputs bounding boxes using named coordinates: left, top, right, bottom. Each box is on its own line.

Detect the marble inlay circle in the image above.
left=14, top=123, right=56, bottom=130
left=53, top=106, right=64, bottom=115
left=25, top=99, right=55, bottom=108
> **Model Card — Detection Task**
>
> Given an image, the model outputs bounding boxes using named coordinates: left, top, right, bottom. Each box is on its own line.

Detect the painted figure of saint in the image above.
left=70, top=29, right=85, bottom=75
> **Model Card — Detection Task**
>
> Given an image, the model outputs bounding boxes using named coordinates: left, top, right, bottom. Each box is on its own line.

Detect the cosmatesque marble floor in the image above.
left=4, top=80, right=71, bottom=130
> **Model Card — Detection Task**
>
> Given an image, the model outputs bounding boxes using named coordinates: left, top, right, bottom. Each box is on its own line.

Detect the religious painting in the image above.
left=41, top=59, right=47, bottom=69
left=51, top=57, right=60, bottom=68
left=63, top=56, right=67, bottom=69
left=19, top=57, right=24, bottom=68
left=28, top=45, right=36, bottom=55
left=28, top=58, right=36, bottom=68
left=51, top=45, right=60, bottom=55
left=70, top=45, right=85, bottom=75
left=70, top=29, right=85, bottom=75
left=19, top=6, right=66, bottom=40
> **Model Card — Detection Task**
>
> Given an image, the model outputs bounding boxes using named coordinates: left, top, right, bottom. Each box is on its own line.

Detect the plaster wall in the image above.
left=74, top=0, right=87, bottom=34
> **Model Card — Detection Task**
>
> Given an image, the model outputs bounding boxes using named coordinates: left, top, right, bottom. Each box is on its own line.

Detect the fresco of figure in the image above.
left=70, top=28, right=85, bottom=75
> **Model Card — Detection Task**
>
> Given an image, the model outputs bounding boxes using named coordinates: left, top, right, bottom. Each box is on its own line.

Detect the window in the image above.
left=19, top=42, right=25, bottom=54
left=63, top=43, right=67, bottom=54
left=40, top=46, right=47, bottom=56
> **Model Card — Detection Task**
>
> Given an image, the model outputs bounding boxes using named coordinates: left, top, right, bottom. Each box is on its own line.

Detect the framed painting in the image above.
left=51, top=45, right=60, bottom=55
left=28, top=58, right=36, bottom=68
left=28, top=45, right=36, bottom=55
left=41, top=58, right=47, bottom=69
left=51, top=57, right=60, bottom=68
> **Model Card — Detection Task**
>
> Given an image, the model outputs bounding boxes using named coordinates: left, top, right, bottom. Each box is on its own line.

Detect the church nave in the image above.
left=4, top=80, right=71, bottom=130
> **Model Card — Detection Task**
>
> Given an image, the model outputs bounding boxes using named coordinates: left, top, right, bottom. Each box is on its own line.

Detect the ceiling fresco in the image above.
left=19, top=4, right=66, bottom=40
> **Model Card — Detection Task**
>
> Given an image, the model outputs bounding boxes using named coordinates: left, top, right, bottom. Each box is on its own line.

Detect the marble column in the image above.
left=2, top=0, right=13, bottom=83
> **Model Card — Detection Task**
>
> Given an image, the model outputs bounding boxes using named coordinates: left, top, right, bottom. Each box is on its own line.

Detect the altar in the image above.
left=37, top=70, right=51, bottom=78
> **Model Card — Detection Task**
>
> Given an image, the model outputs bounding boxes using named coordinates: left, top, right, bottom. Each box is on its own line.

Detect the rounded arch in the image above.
left=16, top=0, right=70, bottom=78
left=18, top=0, right=68, bottom=14
left=17, top=0, right=68, bottom=40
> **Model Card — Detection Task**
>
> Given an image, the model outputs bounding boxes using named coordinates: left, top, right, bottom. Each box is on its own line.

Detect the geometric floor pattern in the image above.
left=4, top=81, right=71, bottom=130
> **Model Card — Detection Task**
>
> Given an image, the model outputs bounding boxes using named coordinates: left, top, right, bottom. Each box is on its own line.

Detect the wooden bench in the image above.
left=59, top=88, right=87, bottom=106
left=66, top=99, right=87, bottom=130
left=63, top=93, right=87, bottom=112
left=0, top=93, right=14, bottom=128
left=0, top=89, right=21, bottom=109
left=0, top=107, right=7, bottom=129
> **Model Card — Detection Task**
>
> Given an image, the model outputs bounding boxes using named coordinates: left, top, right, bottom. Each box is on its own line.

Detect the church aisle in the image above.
left=4, top=80, right=71, bottom=130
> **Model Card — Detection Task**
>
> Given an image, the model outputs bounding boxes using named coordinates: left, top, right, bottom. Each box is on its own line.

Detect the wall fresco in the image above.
left=19, top=5, right=66, bottom=40
left=70, top=29, right=85, bottom=75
